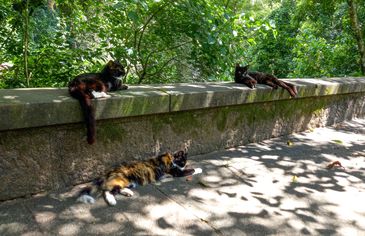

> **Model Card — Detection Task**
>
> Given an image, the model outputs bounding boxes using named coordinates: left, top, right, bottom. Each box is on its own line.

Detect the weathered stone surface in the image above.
left=1, top=78, right=365, bottom=200
left=0, top=87, right=170, bottom=131
left=2, top=78, right=365, bottom=131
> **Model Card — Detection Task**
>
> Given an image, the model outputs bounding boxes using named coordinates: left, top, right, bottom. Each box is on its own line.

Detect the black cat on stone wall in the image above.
left=235, top=64, right=297, bottom=97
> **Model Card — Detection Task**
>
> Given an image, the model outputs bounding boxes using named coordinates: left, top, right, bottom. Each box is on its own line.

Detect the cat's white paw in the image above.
left=91, top=91, right=102, bottom=98
left=100, top=92, right=111, bottom=98
left=91, top=91, right=111, bottom=99
left=120, top=188, right=134, bottom=197
left=193, top=168, right=203, bottom=175
left=77, top=194, right=95, bottom=204
left=104, top=191, right=117, bottom=206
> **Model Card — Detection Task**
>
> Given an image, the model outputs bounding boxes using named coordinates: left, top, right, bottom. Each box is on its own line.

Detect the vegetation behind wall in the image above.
left=0, top=0, right=364, bottom=88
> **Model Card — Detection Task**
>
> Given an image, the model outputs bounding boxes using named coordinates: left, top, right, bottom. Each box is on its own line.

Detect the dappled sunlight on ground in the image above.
left=1, top=119, right=365, bottom=235
left=158, top=119, right=365, bottom=235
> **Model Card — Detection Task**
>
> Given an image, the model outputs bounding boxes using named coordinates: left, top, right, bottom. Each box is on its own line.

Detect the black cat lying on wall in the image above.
left=68, top=60, right=128, bottom=144
left=234, top=64, right=297, bottom=97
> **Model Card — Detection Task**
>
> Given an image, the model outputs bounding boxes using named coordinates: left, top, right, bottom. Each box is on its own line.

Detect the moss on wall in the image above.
left=1, top=90, right=365, bottom=201
left=98, top=121, right=127, bottom=143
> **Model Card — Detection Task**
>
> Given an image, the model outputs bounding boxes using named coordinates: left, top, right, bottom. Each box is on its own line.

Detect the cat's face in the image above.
left=106, top=60, right=127, bottom=90
left=173, top=150, right=188, bottom=169
left=235, top=64, right=249, bottom=76
left=107, top=60, right=126, bottom=79
left=235, top=64, right=256, bottom=88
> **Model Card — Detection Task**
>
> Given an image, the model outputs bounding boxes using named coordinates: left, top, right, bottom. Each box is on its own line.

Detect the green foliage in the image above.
left=290, top=22, right=358, bottom=77
left=0, top=0, right=364, bottom=89
left=249, top=0, right=299, bottom=77
left=289, top=0, right=361, bottom=77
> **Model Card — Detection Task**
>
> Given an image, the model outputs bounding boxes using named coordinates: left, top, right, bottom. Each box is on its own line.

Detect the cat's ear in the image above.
left=107, top=60, right=114, bottom=66
left=235, top=63, right=241, bottom=68
left=243, top=65, right=249, bottom=70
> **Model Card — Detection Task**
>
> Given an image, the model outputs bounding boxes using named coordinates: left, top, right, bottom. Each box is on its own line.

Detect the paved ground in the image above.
left=1, top=119, right=365, bottom=236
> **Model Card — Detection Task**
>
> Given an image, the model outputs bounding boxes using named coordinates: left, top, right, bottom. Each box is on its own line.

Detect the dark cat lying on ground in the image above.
left=234, top=64, right=297, bottom=97
left=68, top=60, right=128, bottom=144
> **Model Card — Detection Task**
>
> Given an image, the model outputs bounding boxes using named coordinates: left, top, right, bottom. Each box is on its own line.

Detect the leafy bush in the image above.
left=0, top=0, right=363, bottom=89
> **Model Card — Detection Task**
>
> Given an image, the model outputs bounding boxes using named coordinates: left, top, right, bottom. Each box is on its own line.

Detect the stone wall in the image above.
left=1, top=78, right=365, bottom=200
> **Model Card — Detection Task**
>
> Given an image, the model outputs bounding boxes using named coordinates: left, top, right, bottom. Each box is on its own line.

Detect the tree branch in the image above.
left=23, top=0, right=30, bottom=87
left=145, top=56, right=177, bottom=79
left=136, top=0, right=171, bottom=53
left=141, top=39, right=192, bottom=73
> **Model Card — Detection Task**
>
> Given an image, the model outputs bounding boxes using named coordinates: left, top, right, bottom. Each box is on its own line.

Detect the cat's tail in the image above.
left=76, top=186, right=97, bottom=204
left=77, top=176, right=132, bottom=206
left=79, top=96, right=96, bottom=144
left=76, top=178, right=104, bottom=204
left=69, top=85, right=96, bottom=144
left=275, top=80, right=297, bottom=97
left=282, top=81, right=297, bottom=97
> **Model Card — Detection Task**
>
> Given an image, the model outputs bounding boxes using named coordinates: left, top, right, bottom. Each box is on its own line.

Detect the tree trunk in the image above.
left=347, top=0, right=365, bottom=75
left=23, top=0, right=30, bottom=87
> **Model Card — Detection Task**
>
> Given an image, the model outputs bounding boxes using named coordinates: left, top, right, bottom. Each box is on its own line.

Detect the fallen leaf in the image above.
left=327, top=161, right=345, bottom=170
left=332, top=139, right=343, bottom=144
left=287, top=140, right=293, bottom=146
left=292, top=175, right=298, bottom=182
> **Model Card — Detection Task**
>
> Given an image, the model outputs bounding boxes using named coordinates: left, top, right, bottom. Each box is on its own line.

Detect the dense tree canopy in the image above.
left=0, top=0, right=364, bottom=88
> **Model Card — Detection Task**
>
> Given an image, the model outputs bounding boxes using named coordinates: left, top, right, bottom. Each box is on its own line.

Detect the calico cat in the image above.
left=68, top=60, right=128, bottom=144
left=77, top=150, right=200, bottom=206
left=235, top=64, right=297, bottom=97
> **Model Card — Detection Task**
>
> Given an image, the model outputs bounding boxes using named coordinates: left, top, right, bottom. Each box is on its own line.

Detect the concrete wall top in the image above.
left=1, top=77, right=365, bottom=131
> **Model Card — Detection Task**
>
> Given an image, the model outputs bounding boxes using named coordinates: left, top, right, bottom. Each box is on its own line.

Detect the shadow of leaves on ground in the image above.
left=177, top=125, right=365, bottom=235
left=1, top=121, right=365, bottom=235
